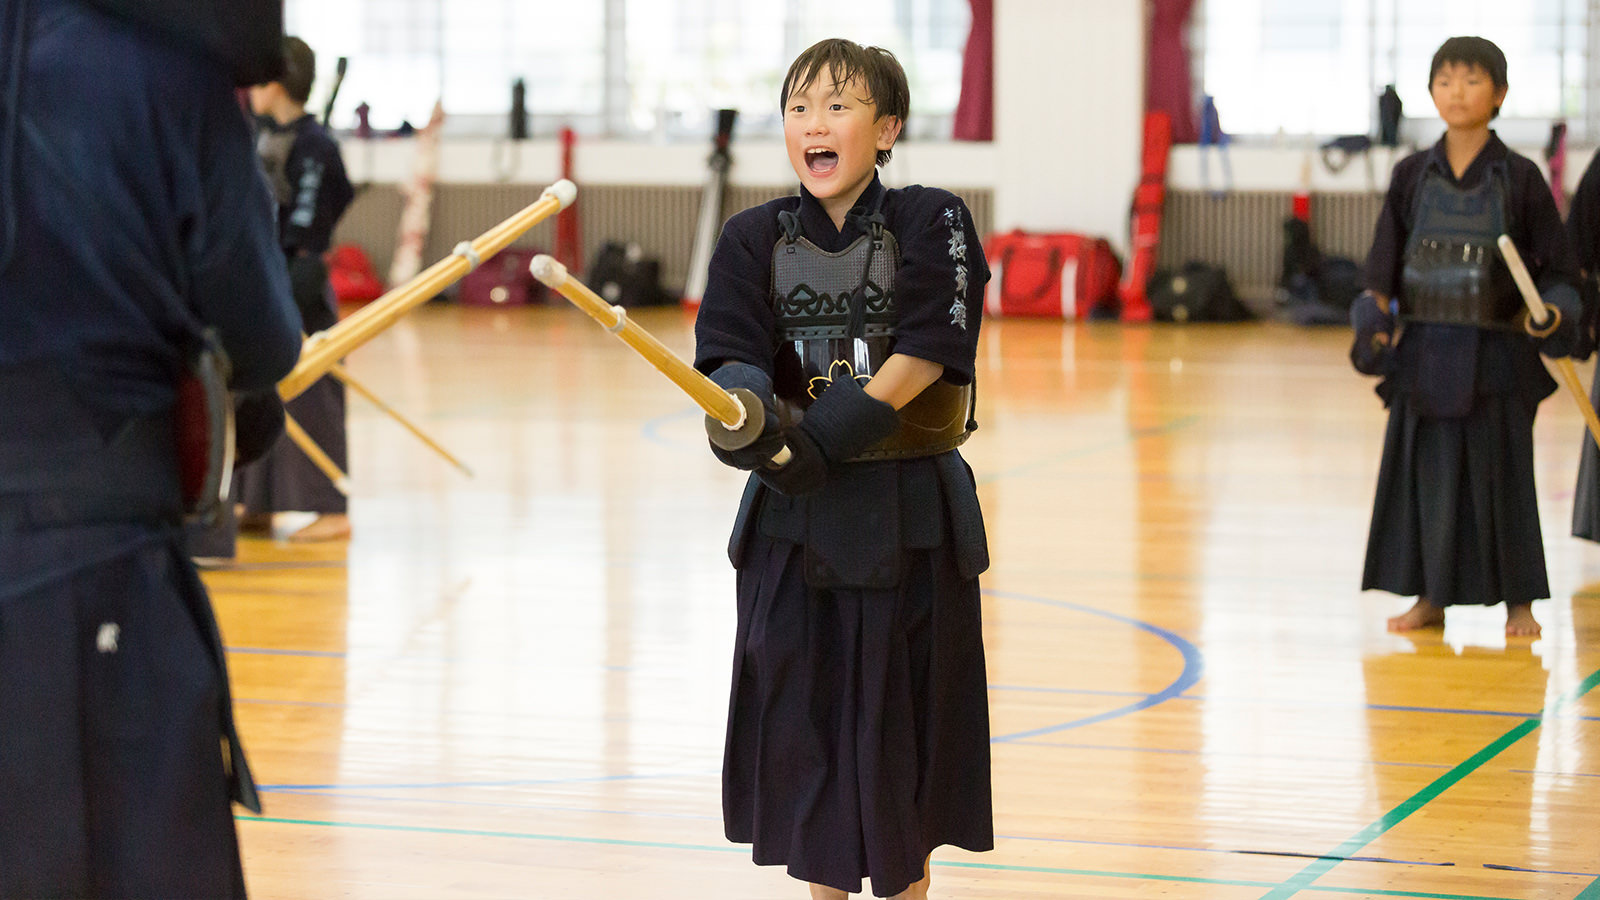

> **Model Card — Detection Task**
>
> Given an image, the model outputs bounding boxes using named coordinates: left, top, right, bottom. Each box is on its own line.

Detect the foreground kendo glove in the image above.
left=706, top=362, right=785, bottom=470
left=233, top=389, right=287, bottom=465
left=1350, top=290, right=1398, bottom=375
left=1525, top=283, right=1582, bottom=359
left=760, top=374, right=899, bottom=497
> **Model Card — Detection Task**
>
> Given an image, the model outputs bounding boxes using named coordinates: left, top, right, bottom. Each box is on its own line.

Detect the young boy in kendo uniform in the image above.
left=1352, top=36, right=1581, bottom=639
left=693, top=37, right=993, bottom=900
left=234, top=36, right=356, bottom=542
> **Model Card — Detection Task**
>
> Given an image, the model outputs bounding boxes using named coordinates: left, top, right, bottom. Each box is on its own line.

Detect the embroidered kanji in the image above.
left=948, top=230, right=967, bottom=262
left=949, top=299, right=968, bottom=331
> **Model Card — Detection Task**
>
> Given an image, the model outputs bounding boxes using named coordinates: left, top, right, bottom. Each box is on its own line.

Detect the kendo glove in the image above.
left=233, top=389, right=286, bottom=466
left=1350, top=291, right=1398, bottom=375
left=1525, top=283, right=1582, bottom=359
left=759, top=374, right=899, bottom=497
left=705, top=362, right=786, bottom=470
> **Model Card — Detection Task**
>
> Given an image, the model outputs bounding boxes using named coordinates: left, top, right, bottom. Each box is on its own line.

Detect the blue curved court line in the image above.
left=640, top=406, right=701, bottom=450
left=982, top=589, right=1203, bottom=743
left=989, top=683, right=1152, bottom=698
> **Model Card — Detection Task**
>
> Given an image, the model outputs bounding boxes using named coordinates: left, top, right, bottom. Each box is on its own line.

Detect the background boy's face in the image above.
left=782, top=68, right=901, bottom=210
left=1429, top=61, right=1505, bottom=130
left=248, top=83, right=280, bottom=117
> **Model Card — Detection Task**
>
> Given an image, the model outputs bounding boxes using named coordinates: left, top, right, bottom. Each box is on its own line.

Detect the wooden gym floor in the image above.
left=208, top=304, right=1600, bottom=899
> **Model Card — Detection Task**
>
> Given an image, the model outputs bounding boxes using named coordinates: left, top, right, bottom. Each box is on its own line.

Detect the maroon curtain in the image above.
left=952, top=0, right=992, bottom=141
left=1146, top=0, right=1198, bottom=143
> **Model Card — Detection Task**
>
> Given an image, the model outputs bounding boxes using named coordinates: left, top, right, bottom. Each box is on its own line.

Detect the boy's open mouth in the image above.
left=806, top=148, right=839, bottom=175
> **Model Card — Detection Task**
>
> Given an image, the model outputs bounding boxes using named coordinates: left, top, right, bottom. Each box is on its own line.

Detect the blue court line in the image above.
left=994, top=833, right=1443, bottom=867
left=1015, top=738, right=1456, bottom=771
left=640, top=406, right=701, bottom=450
left=994, top=684, right=1599, bottom=723
left=259, top=786, right=721, bottom=820
left=1482, top=863, right=1600, bottom=877
left=982, top=588, right=1203, bottom=742
left=225, top=590, right=1202, bottom=744
left=1508, top=768, right=1600, bottom=778
left=1257, top=665, right=1600, bottom=900
left=227, top=646, right=347, bottom=658
left=989, top=683, right=1153, bottom=697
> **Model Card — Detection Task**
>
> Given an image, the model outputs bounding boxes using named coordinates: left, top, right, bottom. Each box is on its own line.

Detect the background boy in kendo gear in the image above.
left=0, top=0, right=302, bottom=894
left=1559, top=133, right=1600, bottom=541
left=1352, top=36, right=1581, bottom=638
left=694, top=38, right=993, bottom=900
left=233, top=35, right=356, bottom=543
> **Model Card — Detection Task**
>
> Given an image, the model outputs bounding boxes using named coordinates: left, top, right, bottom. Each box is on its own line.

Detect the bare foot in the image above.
left=1387, top=599, right=1445, bottom=632
left=1505, top=604, right=1542, bottom=638
left=237, top=512, right=273, bottom=534
left=288, top=513, right=351, bottom=543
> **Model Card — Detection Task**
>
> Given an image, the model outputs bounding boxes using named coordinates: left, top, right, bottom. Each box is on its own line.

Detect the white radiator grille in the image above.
left=334, top=183, right=994, bottom=296
left=1156, top=190, right=1385, bottom=298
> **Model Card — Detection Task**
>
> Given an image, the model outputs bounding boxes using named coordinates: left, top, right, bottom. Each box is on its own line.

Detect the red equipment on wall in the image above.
left=1119, top=111, right=1172, bottom=322
left=555, top=126, right=582, bottom=272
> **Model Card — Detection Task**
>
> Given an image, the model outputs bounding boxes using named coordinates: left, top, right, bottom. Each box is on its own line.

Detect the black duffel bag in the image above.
left=1149, top=262, right=1252, bottom=322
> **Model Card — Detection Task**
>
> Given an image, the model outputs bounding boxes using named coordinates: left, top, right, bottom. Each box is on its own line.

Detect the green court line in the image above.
left=1258, top=666, right=1600, bottom=900
left=240, top=816, right=1508, bottom=898
left=1576, top=876, right=1600, bottom=899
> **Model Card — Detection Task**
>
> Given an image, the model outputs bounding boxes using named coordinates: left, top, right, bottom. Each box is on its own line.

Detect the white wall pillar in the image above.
left=994, top=0, right=1145, bottom=252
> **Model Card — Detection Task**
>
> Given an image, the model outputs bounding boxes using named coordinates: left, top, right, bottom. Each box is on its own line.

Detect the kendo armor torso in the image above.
left=770, top=203, right=974, bottom=461
left=1398, top=161, right=1522, bottom=330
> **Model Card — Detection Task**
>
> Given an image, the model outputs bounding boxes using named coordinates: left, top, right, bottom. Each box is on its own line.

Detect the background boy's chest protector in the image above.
left=1400, top=166, right=1521, bottom=329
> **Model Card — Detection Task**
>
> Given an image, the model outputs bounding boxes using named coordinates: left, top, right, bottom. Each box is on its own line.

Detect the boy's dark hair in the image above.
left=780, top=38, right=908, bottom=167
left=279, top=36, right=316, bottom=105
left=1429, top=36, right=1507, bottom=118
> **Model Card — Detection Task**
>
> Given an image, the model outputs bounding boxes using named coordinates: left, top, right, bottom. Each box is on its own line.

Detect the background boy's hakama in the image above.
left=1563, top=152, right=1600, bottom=541
left=234, top=112, right=354, bottom=522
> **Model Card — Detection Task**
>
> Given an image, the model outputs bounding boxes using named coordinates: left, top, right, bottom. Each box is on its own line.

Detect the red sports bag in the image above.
left=985, top=231, right=1122, bottom=319
left=458, top=247, right=546, bottom=306
left=325, top=243, right=385, bottom=305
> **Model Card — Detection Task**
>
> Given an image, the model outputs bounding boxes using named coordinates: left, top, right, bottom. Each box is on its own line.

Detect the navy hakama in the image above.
left=724, top=469, right=993, bottom=897
left=1363, top=392, right=1549, bottom=606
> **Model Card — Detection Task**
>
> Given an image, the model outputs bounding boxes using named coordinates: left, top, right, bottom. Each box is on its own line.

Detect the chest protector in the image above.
left=255, top=123, right=296, bottom=208
left=1399, top=163, right=1522, bottom=329
left=770, top=208, right=974, bottom=461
